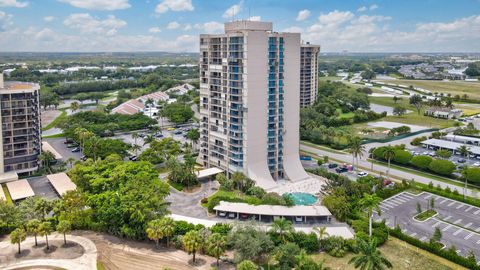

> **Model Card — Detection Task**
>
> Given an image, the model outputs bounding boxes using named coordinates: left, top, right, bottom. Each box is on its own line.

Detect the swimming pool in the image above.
left=286, top=192, right=317, bottom=205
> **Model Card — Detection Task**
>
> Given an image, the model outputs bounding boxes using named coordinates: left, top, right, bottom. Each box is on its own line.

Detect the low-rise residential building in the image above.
left=424, top=107, right=463, bottom=119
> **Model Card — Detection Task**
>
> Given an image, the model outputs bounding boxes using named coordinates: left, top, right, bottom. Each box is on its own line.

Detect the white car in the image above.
left=218, top=211, right=227, bottom=217
left=357, top=172, right=369, bottom=177
left=295, top=216, right=304, bottom=222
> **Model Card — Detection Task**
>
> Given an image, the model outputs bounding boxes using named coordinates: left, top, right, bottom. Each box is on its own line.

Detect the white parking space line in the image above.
left=439, top=199, right=448, bottom=205
left=474, top=210, right=480, bottom=215
left=383, top=201, right=399, bottom=207
left=465, top=222, right=472, bottom=228
left=410, top=232, right=417, bottom=237
left=424, top=194, right=432, bottom=199
left=475, top=227, right=480, bottom=232
left=477, top=239, right=480, bottom=244
left=456, top=204, right=464, bottom=210
left=453, top=219, right=462, bottom=224
left=402, top=229, right=408, bottom=234
left=381, top=203, right=395, bottom=209
left=390, top=199, right=404, bottom=205
left=432, top=221, right=442, bottom=227
left=401, top=193, right=414, bottom=199
left=465, top=233, right=474, bottom=240
left=453, top=228, right=463, bottom=236
left=443, top=225, right=452, bottom=232
left=448, top=201, right=456, bottom=207
left=465, top=206, right=474, bottom=212
left=393, top=197, right=407, bottom=203
left=380, top=205, right=389, bottom=211
left=444, top=216, right=452, bottom=221
left=420, top=236, right=427, bottom=241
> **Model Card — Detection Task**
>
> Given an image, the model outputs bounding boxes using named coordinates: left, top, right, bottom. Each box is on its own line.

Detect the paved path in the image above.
left=0, top=233, right=97, bottom=270
left=166, top=180, right=219, bottom=219
left=300, top=143, right=480, bottom=198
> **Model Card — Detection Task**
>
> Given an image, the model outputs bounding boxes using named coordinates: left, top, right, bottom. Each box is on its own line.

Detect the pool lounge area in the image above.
left=286, top=192, right=318, bottom=205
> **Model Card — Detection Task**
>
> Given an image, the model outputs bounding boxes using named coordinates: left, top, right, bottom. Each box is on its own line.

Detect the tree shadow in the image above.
left=14, top=249, right=31, bottom=258
left=32, top=243, right=47, bottom=249
left=188, top=258, right=206, bottom=266
left=43, top=245, right=58, bottom=254
left=62, top=242, right=78, bottom=248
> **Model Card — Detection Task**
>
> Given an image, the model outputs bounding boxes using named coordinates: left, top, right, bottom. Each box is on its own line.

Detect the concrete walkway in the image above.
left=0, top=233, right=97, bottom=270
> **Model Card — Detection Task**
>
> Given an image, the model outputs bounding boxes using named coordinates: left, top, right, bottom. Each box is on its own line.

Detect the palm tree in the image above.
left=131, top=132, right=139, bottom=146
left=349, top=238, right=392, bottom=270
left=383, top=146, right=396, bottom=180
left=159, top=217, right=175, bottom=248
left=26, top=219, right=41, bottom=246
left=66, top=157, right=76, bottom=169
left=146, top=219, right=163, bottom=248
left=132, top=144, right=142, bottom=156
left=271, top=218, right=293, bottom=243
left=143, top=134, right=156, bottom=146
left=207, top=233, right=227, bottom=266
left=38, top=221, right=53, bottom=250
left=70, top=101, right=80, bottom=114
left=183, top=230, right=203, bottom=263
left=87, top=136, right=101, bottom=161
left=38, top=151, right=56, bottom=173
left=314, top=226, right=329, bottom=241
left=457, top=145, right=471, bottom=199
left=10, top=228, right=26, bottom=254
left=349, top=136, right=365, bottom=172
left=145, top=98, right=155, bottom=118
left=57, top=220, right=71, bottom=245
left=359, top=193, right=382, bottom=238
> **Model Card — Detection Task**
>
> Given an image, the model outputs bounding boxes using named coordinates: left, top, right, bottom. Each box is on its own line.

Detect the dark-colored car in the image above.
left=328, top=163, right=338, bottom=169
left=71, top=147, right=81, bottom=152
left=129, top=155, right=138, bottom=161
left=458, top=159, right=466, bottom=163
left=335, top=167, right=348, bottom=173
left=173, top=130, right=183, bottom=135
left=80, top=155, right=88, bottom=161
left=64, top=138, right=74, bottom=144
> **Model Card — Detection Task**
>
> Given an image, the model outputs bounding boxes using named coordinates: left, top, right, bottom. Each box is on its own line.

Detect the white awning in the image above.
left=196, top=167, right=223, bottom=179
left=214, top=201, right=332, bottom=217
left=6, top=179, right=35, bottom=201
left=47, top=173, right=76, bottom=197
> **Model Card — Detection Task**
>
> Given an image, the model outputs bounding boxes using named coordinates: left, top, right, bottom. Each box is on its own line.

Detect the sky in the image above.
left=0, top=0, right=479, bottom=53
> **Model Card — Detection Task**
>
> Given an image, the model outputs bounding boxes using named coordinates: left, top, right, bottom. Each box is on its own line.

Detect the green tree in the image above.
left=237, top=260, right=258, bottom=270
left=131, top=144, right=142, bottom=156
left=161, top=102, right=194, bottom=124
left=57, top=220, right=72, bottom=245
left=435, top=149, right=452, bottom=159
left=359, top=193, right=382, bottom=238
left=383, top=146, right=396, bottom=180
left=431, top=227, right=442, bottom=243
left=34, top=197, right=54, bottom=220
left=38, top=151, right=56, bottom=173
left=295, top=249, right=327, bottom=270
left=314, top=226, right=329, bottom=241
left=348, top=238, right=392, bottom=270
left=271, top=218, right=294, bottom=243
left=457, top=145, right=471, bottom=199
left=26, top=219, right=41, bottom=246
left=146, top=219, right=162, bottom=248
left=10, top=228, right=27, bottom=254
left=207, top=233, right=227, bottom=266
left=348, top=136, right=365, bottom=172
left=183, top=230, right=203, bottom=263
left=409, top=94, right=423, bottom=115
left=228, top=224, right=274, bottom=263
left=392, top=105, right=407, bottom=116
left=38, top=221, right=53, bottom=250
left=186, top=129, right=200, bottom=151
left=70, top=101, right=80, bottom=114
left=160, top=217, right=175, bottom=247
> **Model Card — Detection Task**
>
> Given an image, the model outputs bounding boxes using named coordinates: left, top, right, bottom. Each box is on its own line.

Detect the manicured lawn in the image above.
left=378, top=79, right=480, bottom=100
left=414, top=210, right=437, bottom=221
left=311, top=237, right=463, bottom=270
left=319, top=76, right=342, bottom=82
left=454, top=103, right=480, bottom=116
left=42, top=133, right=66, bottom=139
left=336, top=108, right=355, bottom=119
left=42, top=108, right=67, bottom=131
left=202, top=189, right=261, bottom=208
left=301, top=141, right=346, bottom=154
left=2, top=184, right=13, bottom=204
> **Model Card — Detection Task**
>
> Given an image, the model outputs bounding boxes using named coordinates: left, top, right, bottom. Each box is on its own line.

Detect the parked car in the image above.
left=458, top=159, right=466, bottom=163
left=328, top=163, right=338, bottom=169
left=167, top=127, right=176, bottom=131
left=173, top=130, right=183, bottom=135
left=155, top=133, right=164, bottom=138
left=335, top=167, right=348, bottom=173
left=71, top=147, right=80, bottom=152
left=358, top=171, right=369, bottom=177
left=227, top=212, right=236, bottom=219
left=66, top=143, right=78, bottom=148
left=129, top=155, right=137, bottom=161
left=295, top=216, right=304, bottom=222
left=64, top=139, right=74, bottom=144
left=218, top=211, right=227, bottom=217
left=239, top=213, right=249, bottom=219
left=80, top=155, right=87, bottom=161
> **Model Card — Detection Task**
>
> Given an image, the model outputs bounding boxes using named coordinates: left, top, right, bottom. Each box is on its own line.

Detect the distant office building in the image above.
left=300, top=43, right=320, bottom=107
left=0, top=73, right=41, bottom=176
left=199, top=21, right=310, bottom=189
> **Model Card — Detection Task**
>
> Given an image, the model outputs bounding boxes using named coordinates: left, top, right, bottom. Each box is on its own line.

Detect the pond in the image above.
left=286, top=192, right=318, bottom=206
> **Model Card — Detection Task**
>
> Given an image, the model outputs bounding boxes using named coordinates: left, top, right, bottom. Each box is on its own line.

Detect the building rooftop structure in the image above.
left=42, top=141, right=62, bottom=160
left=6, top=179, right=35, bottom=201
left=444, top=134, right=480, bottom=145
left=213, top=201, right=332, bottom=217
left=47, top=172, right=76, bottom=197
left=111, top=89, right=170, bottom=115
left=421, top=138, right=480, bottom=155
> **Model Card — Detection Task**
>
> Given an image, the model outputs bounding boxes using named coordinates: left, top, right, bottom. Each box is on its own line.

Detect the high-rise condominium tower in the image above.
left=0, top=73, right=41, bottom=176
left=199, top=21, right=310, bottom=189
left=300, top=43, right=320, bottom=107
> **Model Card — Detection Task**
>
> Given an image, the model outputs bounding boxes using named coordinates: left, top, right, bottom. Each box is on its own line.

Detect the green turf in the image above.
left=42, top=108, right=67, bottom=131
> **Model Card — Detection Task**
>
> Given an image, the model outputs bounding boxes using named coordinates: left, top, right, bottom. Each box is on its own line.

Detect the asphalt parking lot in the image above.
left=44, top=137, right=83, bottom=161
left=411, top=146, right=480, bottom=167
left=374, top=191, right=480, bottom=262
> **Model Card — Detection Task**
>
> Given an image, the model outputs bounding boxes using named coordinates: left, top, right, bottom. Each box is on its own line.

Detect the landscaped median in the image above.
left=413, top=209, right=438, bottom=222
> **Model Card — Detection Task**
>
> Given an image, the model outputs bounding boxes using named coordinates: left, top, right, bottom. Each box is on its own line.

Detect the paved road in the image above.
left=300, top=143, right=480, bottom=198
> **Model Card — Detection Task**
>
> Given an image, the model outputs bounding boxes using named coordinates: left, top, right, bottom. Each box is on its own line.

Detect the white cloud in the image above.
left=58, top=0, right=130, bottom=10
left=148, top=26, right=161, bottom=33
left=223, top=1, right=243, bottom=19
left=357, top=6, right=367, bottom=12
left=194, top=21, right=223, bottom=34
left=317, top=10, right=354, bottom=25
left=35, top=28, right=56, bottom=41
left=0, top=11, right=13, bottom=31
left=183, top=24, right=192, bottom=31
left=155, top=0, right=193, bottom=14
left=0, top=0, right=28, bottom=8
left=166, top=21, right=180, bottom=29
left=283, top=26, right=303, bottom=33
left=369, top=4, right=378, bottom=10
left=296, top=9, right=310, bottom=21
left=44, top=16, right=55, bottom=22
left=64, top=13, right=127, bottom=36
left=248, top=16, right=261, bottom=21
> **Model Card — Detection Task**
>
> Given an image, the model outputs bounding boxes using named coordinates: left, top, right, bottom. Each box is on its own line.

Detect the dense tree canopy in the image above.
left=161, top=102, right=194, bottom=124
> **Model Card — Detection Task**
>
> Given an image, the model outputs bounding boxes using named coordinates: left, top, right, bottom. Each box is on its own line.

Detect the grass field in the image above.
left=312, top=237, right=466, bottom=270
left=378, top=79, right=480, bottom=100
left=41, top=108, right=67, bottom=131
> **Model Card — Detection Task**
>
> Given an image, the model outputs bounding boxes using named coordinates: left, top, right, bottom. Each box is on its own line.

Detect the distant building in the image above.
left=300, top=43, right=320, bottom=107
left=424, top=107, right=463, bottom=119
left=165, top=83, right=195, bottom=96
left=0, top=74, right=41, bottom=176
left=111, top=90, right=169, bottom=117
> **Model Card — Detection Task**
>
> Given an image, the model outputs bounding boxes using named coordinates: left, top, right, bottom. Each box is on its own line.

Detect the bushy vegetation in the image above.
left=161, top=102, right=194, bottom=124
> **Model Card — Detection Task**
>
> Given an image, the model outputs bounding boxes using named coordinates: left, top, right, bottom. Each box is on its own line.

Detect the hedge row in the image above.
left=414, top=182, right=480, bottom=208
left=390, top=228, right=480, bottom=270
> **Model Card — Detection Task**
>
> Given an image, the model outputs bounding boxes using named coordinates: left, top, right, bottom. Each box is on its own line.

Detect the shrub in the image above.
left=466, top=167, right=480, bottom=184
left=261, top=192, right=289, bottom=206
left=291, top=232, right=319, bottom=253
left=411, top=155, right=433, bottom=170
left=393, top=149, right=413, bottom=165
left=411, top=136, right=427, bottom=146
left=174, top=221, right=196, bottom=235
left=246, top=186, right=266, bottom=198
left=210, top=223, right=232, bottom=236
left=372, top=147, right=387, bottom=160
left=321, top=236, right=348, bottom=257
left=428, top=159, right=456, bottom=176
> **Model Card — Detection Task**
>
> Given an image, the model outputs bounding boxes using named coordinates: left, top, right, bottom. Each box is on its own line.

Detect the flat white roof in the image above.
left=422, top=138, right=480, bottom=155
left=0, top=185, right=6, bottom=201
left=47, top=173, right=76, bottom=197
left=214, top=201, right=332, bottom=217
left=196, top=167, right=223, bottom=179
left=0, top=171, right=18, bottom=184
left=444, top=134, right=480, bottom=143
left=42, top=141, right=62, bottom=160
left=6, top=179, right=35, bottom=201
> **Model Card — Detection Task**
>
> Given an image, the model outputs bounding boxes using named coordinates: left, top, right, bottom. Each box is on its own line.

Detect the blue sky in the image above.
left=0, top=0, right=479, bottom=52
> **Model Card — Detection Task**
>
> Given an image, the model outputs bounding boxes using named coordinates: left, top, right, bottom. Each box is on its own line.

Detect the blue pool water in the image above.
left=287, top=192, right=317, bottom=205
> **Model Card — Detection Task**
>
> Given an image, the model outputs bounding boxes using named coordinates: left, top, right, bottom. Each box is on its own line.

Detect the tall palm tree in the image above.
left=314, top=226, right=329, bottom=241
left=38, top=221, right=53, bottom=250
left=145, top=98, right=155, bottom=118
left=183, top=230, right=203, bottom=263
left=349, top=136, right=365, bottom=172
left=131, top=132, right=139, bottom=146
left=359, top=193, right=382, bottom=238
left=143, top=134, right=156, bottom=146
left=207, top=233, right=227, bottom=266
left=131, top=144, right=142, bottom=156
left=10, top=228, right=26, bottom=254
left=383, top=146, right=396, bottom=180
left=146, top=219, right=163, bottom=248
left=86, top=136, right=101, bottom=161
left=271, top=218, right=293, bottom=243
left=457, top=145, right=471, bottom=199
left=26, top=219, right=41, bottom=246
left=349, top=238, right=392, bottom=270
left=159, top=217, right=175, bottom=248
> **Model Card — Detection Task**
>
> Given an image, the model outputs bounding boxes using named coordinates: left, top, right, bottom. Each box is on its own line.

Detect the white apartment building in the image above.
left=300, top=43, right=320, bottom=107
left=199, top=21, right=310, bottom=189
